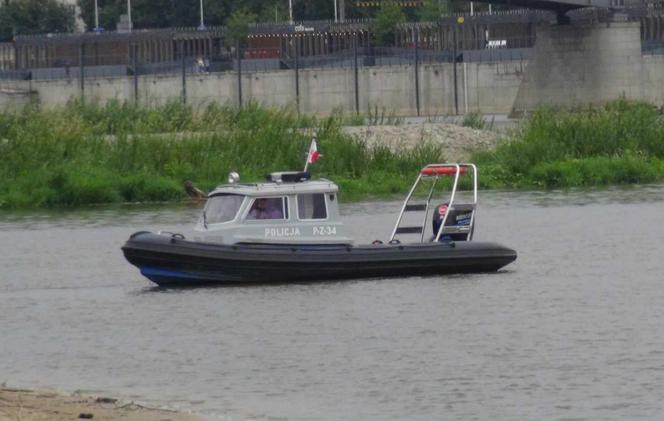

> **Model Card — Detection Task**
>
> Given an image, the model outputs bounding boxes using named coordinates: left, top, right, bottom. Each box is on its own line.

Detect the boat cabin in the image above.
left=193, top=171, right=352, bottom=246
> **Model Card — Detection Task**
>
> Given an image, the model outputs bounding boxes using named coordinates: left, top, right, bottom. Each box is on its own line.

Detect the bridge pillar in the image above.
left=512, top=20, right=642, bottom=115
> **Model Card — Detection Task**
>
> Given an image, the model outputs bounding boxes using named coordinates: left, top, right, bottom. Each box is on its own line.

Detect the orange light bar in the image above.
left=420, top=166, right=467, bottom=176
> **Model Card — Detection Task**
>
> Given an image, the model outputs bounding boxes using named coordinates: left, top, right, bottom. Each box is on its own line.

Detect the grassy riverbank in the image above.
left=0, top=102, right=442, bottom=209
left=3, top=99, right=664, bottom=209
left=473, top=99, right=664, bottom=188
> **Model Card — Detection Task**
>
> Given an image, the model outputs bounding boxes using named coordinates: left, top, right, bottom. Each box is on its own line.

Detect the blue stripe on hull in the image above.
left=139, top=266, right=217, bottom=286
left=140, top=266, right=209, bottom=279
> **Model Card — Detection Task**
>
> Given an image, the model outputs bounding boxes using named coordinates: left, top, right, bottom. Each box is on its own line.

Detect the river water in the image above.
left=1, top=186, right=664, bottom=420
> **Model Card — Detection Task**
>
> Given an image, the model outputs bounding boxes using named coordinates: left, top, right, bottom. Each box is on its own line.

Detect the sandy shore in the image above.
left=0, top=387, right=205, bottom=421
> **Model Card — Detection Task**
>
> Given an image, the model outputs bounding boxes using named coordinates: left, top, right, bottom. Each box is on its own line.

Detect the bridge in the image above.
left=461, top=0, right=643, bottom=22
left=462, top=0, right=640, bottom=11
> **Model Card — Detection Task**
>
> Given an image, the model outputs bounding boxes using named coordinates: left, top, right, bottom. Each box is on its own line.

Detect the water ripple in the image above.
left=1, top=187, right=664, bottom=420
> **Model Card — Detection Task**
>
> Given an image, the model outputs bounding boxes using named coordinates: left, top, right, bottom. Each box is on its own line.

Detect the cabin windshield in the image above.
left=246, top=197, right=288, bottom=220
left=203, top=194, right=245, bottom=224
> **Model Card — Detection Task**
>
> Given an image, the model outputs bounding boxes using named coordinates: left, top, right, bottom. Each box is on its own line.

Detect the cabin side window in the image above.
left=297, top=193, right=327, bottom=220
left=246, top=197, right=288, bottom=220
left=204, top=194, right=245, bottom=224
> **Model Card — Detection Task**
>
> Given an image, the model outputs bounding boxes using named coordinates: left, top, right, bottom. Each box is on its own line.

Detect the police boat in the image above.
left=122, top=164, right=517, bottom=286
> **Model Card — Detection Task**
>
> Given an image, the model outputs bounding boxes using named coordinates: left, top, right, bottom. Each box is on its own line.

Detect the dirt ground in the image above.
left=0, top=387, right=204, bottom=421
left=341, top=123, right=502, bottom=162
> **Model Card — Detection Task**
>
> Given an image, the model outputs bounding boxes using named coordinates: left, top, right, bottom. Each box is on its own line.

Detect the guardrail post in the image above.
left=132, top=44, right=138, bottom=105
left=353, top=32, right=359, bottom=115
left=453, top=26, right=459, bottom=116
left=294, top=36, right=300, bottom=114
left=415, top=28, right=420, bottom=117
left=237, top=40, right=242, bottom=107
left=13, top=43, right=19, bottom=70
left=79, top=43, right=85, bottom=103
left=180, top=40, right=186, bottom=104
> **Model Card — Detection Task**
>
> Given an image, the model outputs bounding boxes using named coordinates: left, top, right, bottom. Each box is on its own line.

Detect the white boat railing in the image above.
left=390, top=163, right=478, bottom=243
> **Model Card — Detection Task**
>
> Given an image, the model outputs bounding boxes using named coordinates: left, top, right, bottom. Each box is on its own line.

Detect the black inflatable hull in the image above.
left=122, top=232, right=517, bottom=287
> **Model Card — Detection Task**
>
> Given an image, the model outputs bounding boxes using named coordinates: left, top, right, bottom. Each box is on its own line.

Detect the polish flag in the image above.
left=307, top=139, right=320, bottom=164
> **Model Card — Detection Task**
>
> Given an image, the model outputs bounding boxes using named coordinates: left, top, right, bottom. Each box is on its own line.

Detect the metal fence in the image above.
left=0, top=35, right=535, bottom=81
left=0, top=34, right=535, bottom=117
left=642, top=39, right=664, bottom=54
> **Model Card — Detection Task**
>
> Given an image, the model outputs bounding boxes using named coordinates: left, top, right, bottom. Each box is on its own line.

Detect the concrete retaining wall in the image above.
left=0, top=86, right=36, bottom=109
left=640, top=54, right=664, bottom=105
left=2, top=21, right=664, bottom=115
left=0, top=57, right=526, bottom=114
left=512, top=21, right=646, bottom=113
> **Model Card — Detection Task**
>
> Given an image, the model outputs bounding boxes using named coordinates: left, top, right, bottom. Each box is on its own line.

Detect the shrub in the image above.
left=471, top=99, right=664, bottom=188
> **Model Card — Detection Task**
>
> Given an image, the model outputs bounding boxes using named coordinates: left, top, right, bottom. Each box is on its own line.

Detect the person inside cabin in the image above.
left=248, top=198, right=283, bottom=220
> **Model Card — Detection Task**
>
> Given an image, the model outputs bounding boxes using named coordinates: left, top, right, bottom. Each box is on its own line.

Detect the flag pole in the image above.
left=303, top=133, right=317, bottom=172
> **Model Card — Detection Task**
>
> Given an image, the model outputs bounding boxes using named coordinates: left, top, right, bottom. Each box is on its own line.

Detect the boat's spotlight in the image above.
left=227, top=171, right=240, bottom=184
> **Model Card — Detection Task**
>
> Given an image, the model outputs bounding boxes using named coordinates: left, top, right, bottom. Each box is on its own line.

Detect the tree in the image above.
left=76, top=0, right=342, bottom=32
left=226, top=9, right=256, bottom=45
left=291, top=0, right=333, bottom=21
left=371, top=0, right=405, bottom=46
left=0, top=0, right=76, bottom=41
left=418, top=0, right=449, bottom=22
left=77, top=0, right=227, bottom=31
left=77, top=0, right=124, bottom=31
left=256, top=1, right=287, bottom=24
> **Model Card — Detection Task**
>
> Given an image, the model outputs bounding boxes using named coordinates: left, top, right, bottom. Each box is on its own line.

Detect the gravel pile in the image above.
left=341, top=123, right=502, bottom=162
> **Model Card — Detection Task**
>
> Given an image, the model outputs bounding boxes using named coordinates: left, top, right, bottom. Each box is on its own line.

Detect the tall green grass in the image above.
left=461, top=111, right=487, bottom=130
left=5, top=99, right=661, bottom=209
left=473, top=99, right=664, bottom=188
left=0, top=101, right=442, bottom=209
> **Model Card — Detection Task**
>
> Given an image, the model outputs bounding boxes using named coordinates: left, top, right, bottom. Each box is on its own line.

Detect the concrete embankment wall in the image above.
left=0, top=60, right=525, bottom=115
left=0, top=88, right=35, bottom=109
left=512, top=21, right=647, bottom=113
left=640, top=54, right=664, bottom=105
left=3, top=21, right=664, bottom=115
